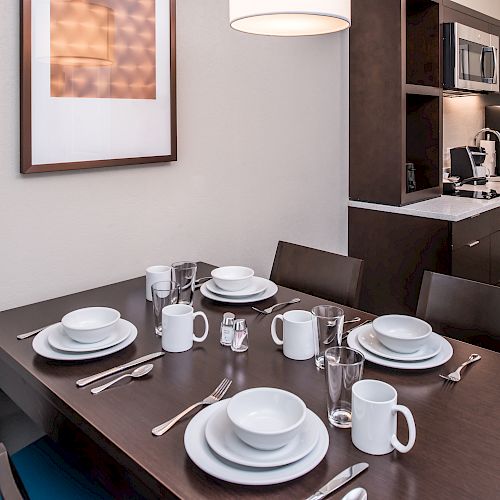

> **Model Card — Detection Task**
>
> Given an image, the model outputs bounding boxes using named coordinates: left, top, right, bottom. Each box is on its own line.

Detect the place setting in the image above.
left=30, top=306, right=138, bottom=362
left=199, top=266, right=278, bottom=304
left=346, top=314, right=454, bottom=370
left=182, top=387, right=330, bottom=486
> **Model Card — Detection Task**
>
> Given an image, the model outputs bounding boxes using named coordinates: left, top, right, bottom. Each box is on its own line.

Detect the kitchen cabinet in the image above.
left=349, top=206, right=500, bottom=315
left=349, top=0, right=442, bottom=207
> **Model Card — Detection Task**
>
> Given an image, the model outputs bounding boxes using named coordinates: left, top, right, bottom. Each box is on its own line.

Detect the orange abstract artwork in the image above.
left=50, top=0, right=156, bottom=99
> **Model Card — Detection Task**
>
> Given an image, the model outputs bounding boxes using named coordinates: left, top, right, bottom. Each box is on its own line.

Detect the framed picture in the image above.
left=21, top=0, right=176, bottom=174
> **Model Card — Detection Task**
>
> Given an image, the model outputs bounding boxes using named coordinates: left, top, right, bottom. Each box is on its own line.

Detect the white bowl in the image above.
left=226, top=388, right=307, bottom=451
left=211, top=266, right=254, bottom=292
left=372, top=315, right=432, bottom=354
left=61, top=307, right=120, bottom=344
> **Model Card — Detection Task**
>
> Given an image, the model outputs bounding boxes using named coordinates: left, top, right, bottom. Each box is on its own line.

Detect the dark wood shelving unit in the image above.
left=349, top=0, right=442, bottom=206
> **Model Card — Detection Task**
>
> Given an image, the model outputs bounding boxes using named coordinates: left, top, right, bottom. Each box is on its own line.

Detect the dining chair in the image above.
left=416, top=271, right=500, bottom=353
left=0, top=437, right=112, bottom=500
left=270, top=241, right=364, bottom=308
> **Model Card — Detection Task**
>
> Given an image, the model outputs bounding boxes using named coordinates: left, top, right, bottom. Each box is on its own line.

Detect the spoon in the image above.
left=342, top=487, right=368, bottom=500
left=91, top=363, right=154, bottom=395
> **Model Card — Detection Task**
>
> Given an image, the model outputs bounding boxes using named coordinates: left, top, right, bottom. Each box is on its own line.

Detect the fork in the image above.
left=252, top=298, right=301, bottom=315
left=151, top=378, right=232, bottom=436
left=439, top=354, right=481, bottom=382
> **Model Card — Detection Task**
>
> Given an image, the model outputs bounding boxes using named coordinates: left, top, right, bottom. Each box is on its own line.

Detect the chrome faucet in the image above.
left=474, top=127, right=500, bottom=146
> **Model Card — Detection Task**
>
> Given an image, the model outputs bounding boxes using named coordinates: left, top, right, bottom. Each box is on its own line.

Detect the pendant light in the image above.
left=229, top=0, right=351, bottom=36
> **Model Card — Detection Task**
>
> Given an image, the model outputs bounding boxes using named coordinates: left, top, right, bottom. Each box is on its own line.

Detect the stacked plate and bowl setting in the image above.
left=184, top=388, right=329, bottom=485
left=33, top=307, right=137, bottom=361
left=347, top=315, right=453, bottom=370
left=200, top=266, right=278, bottom=304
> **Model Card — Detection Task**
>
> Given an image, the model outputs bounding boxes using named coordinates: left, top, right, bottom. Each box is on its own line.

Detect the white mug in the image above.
left=162, top=304, right=209, bottom=353
left=351, top=379, right=416, bottom=455
left=271, top=310, right=315, bottom=361
left=146, top=265, right=172, bottom=301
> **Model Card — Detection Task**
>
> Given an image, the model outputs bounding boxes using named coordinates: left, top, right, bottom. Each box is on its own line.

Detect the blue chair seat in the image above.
left=10, top=437, right=112, bottom=500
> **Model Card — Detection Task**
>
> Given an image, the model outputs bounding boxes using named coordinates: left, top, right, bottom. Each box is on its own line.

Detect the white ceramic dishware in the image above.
left=200, top=279, right=278, bottom=304
left=32, top=320, right=137, bottom=361
left=347, top=324, right=453, bottom=370
left=61, top=307, right=120, bottom=344
left=226, top=388, right=306, bottom=451
left=271, top=310, right=315, bottom=361
left=358, top=327, right=441, bottom=362
left=184, top=400, right=329, bottom=486
left=372, top=315, right=432, bottom=354
left=161, top=304, right=209, bottom=353
left=211, top=266, right=255, bottom=292
left=351, top=379, right=416, bottom=455
left=48, top=321, right=130, bottom=352
left=206, top=278, right=267, bottom=297
left=145, top=265, right=172, bottom=301
left=204, top=399, right=319, bottom=468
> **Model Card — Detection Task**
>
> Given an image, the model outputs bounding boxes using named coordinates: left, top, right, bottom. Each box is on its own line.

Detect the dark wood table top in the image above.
left=0, top=263, right=499, bottom=500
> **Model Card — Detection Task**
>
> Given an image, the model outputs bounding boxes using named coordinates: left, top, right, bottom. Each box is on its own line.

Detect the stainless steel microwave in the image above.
left=443, top=23, right=499, bottom=93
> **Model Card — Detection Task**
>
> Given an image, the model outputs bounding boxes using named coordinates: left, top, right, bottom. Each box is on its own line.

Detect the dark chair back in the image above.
left=270, top=241, right=364, bottom=308
left=417, top=271, right=500, bottom=352
left=0, top=443, right=23, bottom=500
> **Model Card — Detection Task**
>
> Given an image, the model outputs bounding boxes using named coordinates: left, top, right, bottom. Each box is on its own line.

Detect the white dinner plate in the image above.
left=184, top=400, right=329, bottom=486
left=47, top=321, right=131, bottom=353
left=347, top=324, right=453, bottom=370
left=357, top=326, right=441, bottom=361
left=33, top=320, right=137, bottom=361
left=205, top=400, right=319, bottom=468
left=206, top=277, right=267, bottom=298
left=200, top=279, right=278, bottom=304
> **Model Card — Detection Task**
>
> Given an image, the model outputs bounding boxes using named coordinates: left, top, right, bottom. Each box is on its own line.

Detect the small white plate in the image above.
left=206, top=277, right=267, bottom=297
left=184, top=400, right=329, bottom=486
left=205, top=400, right=319, bottom=468
left=357, top=326, right=441, bottom=361
left=48, top=321, right=131, bottom=352
left=347, top=324, right=453, bottom=370
left=33, top=320, right=137, bottom=361
left=200, top=279, right=278, bottom=304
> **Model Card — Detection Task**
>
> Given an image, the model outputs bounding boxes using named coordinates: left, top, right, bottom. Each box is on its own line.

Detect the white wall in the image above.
left=0, top=1, right=348, bottom=311
left=452, top=0, right=500, bottom=20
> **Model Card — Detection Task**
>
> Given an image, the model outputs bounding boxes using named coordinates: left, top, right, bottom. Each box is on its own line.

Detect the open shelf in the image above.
left=405, top=84, right=441, bottom=96
left=406, top=94, right=441, bottom=194
left=406, top=0, right=440, bottom=87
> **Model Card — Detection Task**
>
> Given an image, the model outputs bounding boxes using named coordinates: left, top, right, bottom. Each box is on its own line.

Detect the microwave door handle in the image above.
left=493, top=47, right=498, bottom=84
left=481, top=46, right=496, bottom=83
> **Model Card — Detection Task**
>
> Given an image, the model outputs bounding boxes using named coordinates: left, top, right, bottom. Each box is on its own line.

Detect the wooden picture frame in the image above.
left=21, top=0, right=177, bottom=174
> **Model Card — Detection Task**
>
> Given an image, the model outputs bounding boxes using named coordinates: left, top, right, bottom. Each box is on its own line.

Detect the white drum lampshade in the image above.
left=229, top=0, right=351, bottom=36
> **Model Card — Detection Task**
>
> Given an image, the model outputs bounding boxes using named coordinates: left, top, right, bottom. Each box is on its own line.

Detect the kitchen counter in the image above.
left=348, top=181, right=500, bottom=222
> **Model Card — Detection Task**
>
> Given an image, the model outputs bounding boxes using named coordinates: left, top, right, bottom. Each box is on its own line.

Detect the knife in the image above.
left=305, top=463, right=369, bottom=500
left=76, top=352, right=165, bottom=387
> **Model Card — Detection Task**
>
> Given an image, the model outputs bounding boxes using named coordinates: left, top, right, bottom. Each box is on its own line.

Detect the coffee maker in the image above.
left=450, top=146, right=487, bottom=184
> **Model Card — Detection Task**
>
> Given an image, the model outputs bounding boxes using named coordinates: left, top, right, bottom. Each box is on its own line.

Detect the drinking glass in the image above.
left=312, top=305, right=345, bottom=369
left=325, top=346, right=365, bottom=428
left=171, top=262, right=197, bottom=305
left=152, top=281, right=180, bottom=336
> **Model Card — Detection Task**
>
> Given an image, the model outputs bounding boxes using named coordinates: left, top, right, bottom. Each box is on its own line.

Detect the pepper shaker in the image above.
left=231, top=319, right=249, bottom=353
left=220, top=312, right=235, bottom=346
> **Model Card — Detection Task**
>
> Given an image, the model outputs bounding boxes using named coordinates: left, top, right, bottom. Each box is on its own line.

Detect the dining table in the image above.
left=0, top=262, right=499, bottom=499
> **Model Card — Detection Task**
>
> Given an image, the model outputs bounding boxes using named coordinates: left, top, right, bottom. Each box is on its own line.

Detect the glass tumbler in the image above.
left=312, top=305, right=345, bottom=369
left=172, top=262, right=197, bottom=305
left=325, top=346, right=365, bottom=428
left=152, top=281, right=180, bottom=335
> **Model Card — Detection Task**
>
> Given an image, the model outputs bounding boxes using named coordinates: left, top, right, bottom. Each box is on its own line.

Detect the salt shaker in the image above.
left=220, top=312, right=235, bottom=346
left=231, top=319, right=249, bottom=353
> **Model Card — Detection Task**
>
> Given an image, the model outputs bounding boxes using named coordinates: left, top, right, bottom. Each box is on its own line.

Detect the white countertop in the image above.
left=349, top=181, right=500, bottom=222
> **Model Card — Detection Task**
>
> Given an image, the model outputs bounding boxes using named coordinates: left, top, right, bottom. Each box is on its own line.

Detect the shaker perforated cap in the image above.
left=233, top=318, right=247, bottom=331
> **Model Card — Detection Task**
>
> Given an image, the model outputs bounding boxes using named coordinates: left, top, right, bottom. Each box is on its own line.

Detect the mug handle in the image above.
left=391, top=404, right=416, bottom=453
left=192, top=312, right=209, bottom=342
left=271, top=315, right=284, bottom=345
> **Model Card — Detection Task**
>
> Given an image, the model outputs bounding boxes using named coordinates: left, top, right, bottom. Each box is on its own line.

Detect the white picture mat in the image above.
left=31, top=0, right=172, bottom=165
